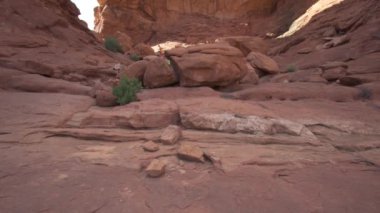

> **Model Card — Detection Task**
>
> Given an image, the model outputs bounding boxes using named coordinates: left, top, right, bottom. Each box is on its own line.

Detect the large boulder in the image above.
left=217, top=36, right=269, bottom=56
left=143, top=58, right=178, bottom=88
left=167, top=43, right=248, bottom=87
left=247, top=52, right=280, bottom=74
left=121, top=60, right=148, bottom=81
left=133, top=43, right=155, bottom=57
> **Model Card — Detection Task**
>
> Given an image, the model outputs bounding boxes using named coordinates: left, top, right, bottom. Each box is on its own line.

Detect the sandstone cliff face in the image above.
left=0, top=0, right=126, bottom=95
left=96, top=0, right=277, bottom=20
left=94, top=0, right=316, bottom=44
left=155, top=0, right=277, bottom=18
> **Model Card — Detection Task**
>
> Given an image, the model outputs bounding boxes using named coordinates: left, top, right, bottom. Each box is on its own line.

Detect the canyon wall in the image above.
left=94, top=0, right=316, bottom=44
left=0, top=0, right=125, bottom=95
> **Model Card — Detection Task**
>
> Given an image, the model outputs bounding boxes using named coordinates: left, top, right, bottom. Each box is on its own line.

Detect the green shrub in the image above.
left=286, top=64, right=297, bottom=72
left=112, top=76, right=142, bottom=105
left=129, top=53, right=142, bottom=61
left=104, top=37, right=124, bottom=53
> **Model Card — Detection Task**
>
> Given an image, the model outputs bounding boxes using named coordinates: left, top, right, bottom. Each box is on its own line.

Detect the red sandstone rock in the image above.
left=95, top=0, right=280, bottom=44
left=247, top=52, right=280, bottom=74
left=137, top=87, right=219, bottom=101
left=132, top=43, right=155, bottom=57
left=122, top=60, right=148, bottom=81
left=177, top=144, right=205, bottom=163
left=239, top=63, right=259, bottom=84
left=0, top=0, right=380, bottom=211
left=142, top=141, right=160, bottom=152
left=95, top=89, right=117, bottom=107
left=230, top=82, right=360, bottom=102
left=0, top=0, right=124, bottom=95
left=323, top=67, right=347, bottom=81
left=167, top=43, right=247, bottom=87
left=217, top=36, right=269, bottom=56
left=114, top=31, right=133, bottom=52
left=143, top=58, right=178, bottom=88
left=66, top=99, right=179, bottom=129
left=160, top=125, right=181, bottom=145
left=146, top=159, right=166, bottom=177
left=6, top=74, right=93, bottom=97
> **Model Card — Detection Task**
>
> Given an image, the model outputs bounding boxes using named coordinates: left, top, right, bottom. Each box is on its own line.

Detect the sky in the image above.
left=71, top=0, right=99, bottom=30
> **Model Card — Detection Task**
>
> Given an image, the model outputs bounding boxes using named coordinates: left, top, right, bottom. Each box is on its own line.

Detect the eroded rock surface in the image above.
left=1, top=0, right=380, bottom=212
left=95, top=0, right=316, bottom=44
left=142, top=141, right=160, bottom=152
left=167, top=43, right=248, bottom=87
left=66, top=99, right=179, bottom=129
left=247, top=52, right=280, bottom=74
left=0, top=0, right=127, bottom=96
left=143, top=58, right=178, bottom=88
left=160, top=125, right=182, bottom=145
left=177, top=144, right=205, bottom=163
left=146, top=159, right=166, bottom=177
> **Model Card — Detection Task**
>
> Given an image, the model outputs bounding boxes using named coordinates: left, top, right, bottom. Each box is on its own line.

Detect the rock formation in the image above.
left=167, top=43, right=248, bottom=87
left=0, top=0, right=131, bottom=96
left=0, top=0, right=380, bottom=212
left=95, top=0, right=317, bottom=44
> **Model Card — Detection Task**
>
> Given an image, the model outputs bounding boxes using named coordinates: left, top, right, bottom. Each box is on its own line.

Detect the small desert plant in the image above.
left=286, top=64, right=297, bottom=72
left=104, top=37, right=124, bottom=53
left=112, top=75, right=142, bottom=105
left=129, top=53, right=142, bottom=61
left=358, top=88, right=372, bottom=100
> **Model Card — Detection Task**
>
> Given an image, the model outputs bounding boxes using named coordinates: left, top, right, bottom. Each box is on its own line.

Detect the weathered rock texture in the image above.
left=160, top=125, right=181, bottom=145
left=0, top=0, right=127, bottom=96
left=146, top=159, right=166, bottom=177
left=143, top=58, right=178, bottom=88
left=167, top=43, right=248, bottom=87
left=95, top=0, right=317, bottom=44
left=1, top=0, right=380, bottom=212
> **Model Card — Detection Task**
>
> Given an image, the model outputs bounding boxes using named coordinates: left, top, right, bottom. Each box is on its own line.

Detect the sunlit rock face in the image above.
left=94, top=0, right=280, bottom=44
left=279, top=0, right=345, bottom=38
left=162, top=0, right=277, bottom=18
